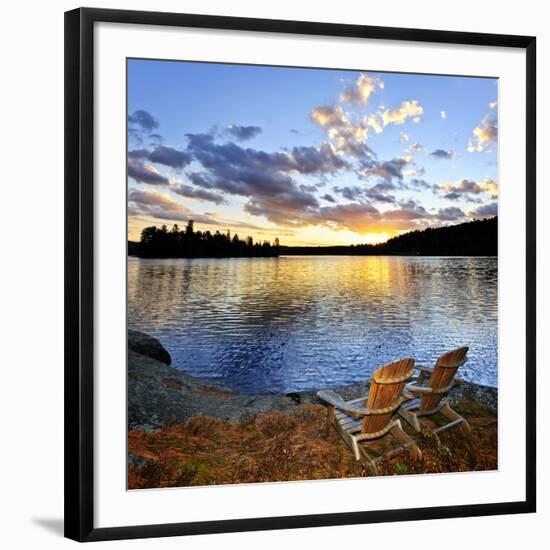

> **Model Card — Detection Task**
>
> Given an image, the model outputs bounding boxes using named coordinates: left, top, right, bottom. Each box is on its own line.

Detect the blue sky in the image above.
left=127, top=59, right=498, bottom=245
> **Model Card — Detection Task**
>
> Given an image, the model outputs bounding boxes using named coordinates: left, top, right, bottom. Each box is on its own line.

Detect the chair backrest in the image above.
left=362, top=358, right=415, bottom=434
left=419, top=346, right=469, bottom=412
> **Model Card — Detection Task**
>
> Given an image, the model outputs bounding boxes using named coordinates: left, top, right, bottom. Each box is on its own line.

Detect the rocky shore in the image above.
left=128, top=330, right=497, bottom=431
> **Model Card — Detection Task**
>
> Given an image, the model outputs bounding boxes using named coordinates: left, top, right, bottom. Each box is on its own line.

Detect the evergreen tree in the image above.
left=136, top=221, right=280, bottom=258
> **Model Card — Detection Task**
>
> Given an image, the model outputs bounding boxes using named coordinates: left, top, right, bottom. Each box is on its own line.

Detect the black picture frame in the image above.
left=65, top=7, right=536, bottom=542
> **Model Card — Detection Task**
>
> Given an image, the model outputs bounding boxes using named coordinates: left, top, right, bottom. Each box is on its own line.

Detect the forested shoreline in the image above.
left=128, top=217, right=497, bottom=258
left=130, top=221, right=280, bottom=258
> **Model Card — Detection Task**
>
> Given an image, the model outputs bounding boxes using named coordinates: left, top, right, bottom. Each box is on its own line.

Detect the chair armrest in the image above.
left=317, top=390, right=371, bottom=416
left=347, top=395, right=369, bottom=405
left=405, top=383, right=433, bottom=395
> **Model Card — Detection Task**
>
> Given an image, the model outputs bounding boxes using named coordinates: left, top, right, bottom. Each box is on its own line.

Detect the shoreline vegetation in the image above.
left=127, top=330, right=498, bottom=489
left=128, top=216, right=497, bottom=259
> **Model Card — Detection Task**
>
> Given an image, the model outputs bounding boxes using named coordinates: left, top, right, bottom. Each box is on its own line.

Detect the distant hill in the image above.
left=281, top=217, right=497, bottom=256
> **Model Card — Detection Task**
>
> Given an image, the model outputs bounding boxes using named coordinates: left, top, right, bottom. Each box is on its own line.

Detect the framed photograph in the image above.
left=65, top=7, right=536, bottom=542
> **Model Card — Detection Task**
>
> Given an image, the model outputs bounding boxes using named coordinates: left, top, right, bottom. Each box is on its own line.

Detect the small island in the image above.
left=129, top=220, right=280, bottom=258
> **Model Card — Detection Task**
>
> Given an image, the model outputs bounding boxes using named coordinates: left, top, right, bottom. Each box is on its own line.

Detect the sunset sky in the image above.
left=127, top=59, right=498, bottom=245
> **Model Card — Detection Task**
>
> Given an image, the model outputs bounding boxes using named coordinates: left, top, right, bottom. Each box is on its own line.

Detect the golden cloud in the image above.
left=310, top=105, right=349, bottom=129
left=382, top=100, right=424, bottom=126
left=467, top=114, right=498, bottom=152
left=439, top=178, right=498, bottom=199
left=339, top=74, right=384, bottom=106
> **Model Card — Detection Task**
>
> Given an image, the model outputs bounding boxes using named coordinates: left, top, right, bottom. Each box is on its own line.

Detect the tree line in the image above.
left=128, top=217, right=497, bottom=258
left=281, top=217, right=497, bottom=257
left=131, top=221, right=280, bottom=258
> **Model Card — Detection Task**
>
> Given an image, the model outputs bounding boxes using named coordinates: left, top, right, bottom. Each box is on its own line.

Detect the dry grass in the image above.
left=128, top=401, right=497, bottom=489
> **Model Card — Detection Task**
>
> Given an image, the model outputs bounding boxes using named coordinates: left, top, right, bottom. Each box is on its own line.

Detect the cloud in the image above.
left=413, top=117, right=421, bottom=124
left=226, top=124, right=262, bottom=141
left=441, top=191, right=480, bottom=203
left=129, top=145, right=192, bottom=170
left=128, top=188, right=217, bottom=224
left=128, top=110, right=159, bottom=132
left=302, top=197, right=470, bottom=235
left=148, top=146, right=193, bottom=169
left=172, top=183, right=226, bottom=205
left=243, top=196, right=319, bottom=226
left=307, top=200, right=435, bottom=235
left=128, top=128, right=144, bottom=145
left=387, top=200, right=431, bottom=220
left=400, top=132, right=409, bottom=143
left=299, top=194, right=468, bottom=235
left=289, top=142, right=349, bottom=173
left=489, top=101, right=498, bottom=109
left=311, top=87, right=423, bottom=162
left=403, top=166, right=425, bottom=178
left=334, top=186, right=363, bottom=201
left=185, top=133, right=332, bottom=226
left=310, top=105, right=349, bottom=129
left=434, top=206, right=466, bottom=221
left=183, top=133, right=427, bottom=232
left=382, top=101, right=424, bottom=126
left=332, top=129, right=373, bottom=158
left=194, top=133, right=346, bottom=176
left=408, top=178, right=434, bottom=190
left=310, top=202, right=382, bottom=233
left=467, top=202, right=498, bottom=218
left=467, top=113, right=498, bottom=152
left=408, top=143, right=425, bottom=154
left=440, top=110, right=447, bottom=119
left=430, top=149, right=456, bottom=159
left=339, top=74, right=383, bottom=106
left=359, top=156, right=414, bottom=183
left=310, top=105, right=372, bottom=159
left=127, top=158, right=170, bottom=185
left=127, top=145, right=193, bottom=186
left=366, top=115, right=383, bottom=134
left=176, top=123, right=473, bottom=234
left=334, top=184, right=396, bottom=204
left=439, top=178, right=498, bottom=199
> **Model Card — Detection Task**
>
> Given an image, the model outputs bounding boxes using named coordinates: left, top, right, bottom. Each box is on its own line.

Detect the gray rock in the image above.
left=299, top=379, right=497, bottom=412
left=448, top=380, right=497, bottom=410
left=128, top=350, right=303, bottom=429
left=128, top=329, right=171, bottom=365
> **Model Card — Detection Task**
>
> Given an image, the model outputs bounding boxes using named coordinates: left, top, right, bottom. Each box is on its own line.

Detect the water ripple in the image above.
left=128, top=256, right=497, bottom=394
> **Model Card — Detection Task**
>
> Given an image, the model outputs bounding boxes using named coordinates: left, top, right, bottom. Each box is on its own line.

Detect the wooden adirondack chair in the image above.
left=317, top=358, right=421, bottom=474
left=398, top=347, right=471, bottom=438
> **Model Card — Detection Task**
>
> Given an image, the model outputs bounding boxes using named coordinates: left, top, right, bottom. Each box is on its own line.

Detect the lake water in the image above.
left=128, top=256, right=498, bottom=394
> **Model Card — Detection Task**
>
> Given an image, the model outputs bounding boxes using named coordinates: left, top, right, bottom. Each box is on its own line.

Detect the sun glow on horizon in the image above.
left=128, top=215, right=409, bottom=247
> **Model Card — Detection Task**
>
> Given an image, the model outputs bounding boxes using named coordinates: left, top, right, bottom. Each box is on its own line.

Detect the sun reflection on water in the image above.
left=128, top=255, right=497, bottom=394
